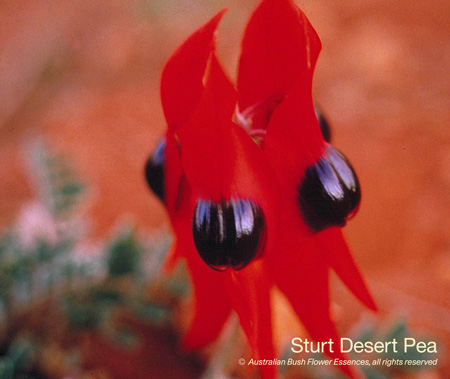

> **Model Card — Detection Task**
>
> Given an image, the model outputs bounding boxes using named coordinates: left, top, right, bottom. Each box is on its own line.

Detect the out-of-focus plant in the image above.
left=0, top=141, right=97, bottom=324
left=0, top=140, right=95, bottom=376
left=61, top=225, right=175, bottom=335
left=0, top=140, right=178, bottom=377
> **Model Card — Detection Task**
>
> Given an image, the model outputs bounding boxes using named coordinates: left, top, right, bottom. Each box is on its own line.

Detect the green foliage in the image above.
left=62, top=294, right=105, bottom=330
left=135, top=302, right=171, bottom=326
left=0, top=139, right=182, bottom=375
left=158, top=260, right=190, bottom=298
left=106, top=228, right=141, bottom=277
left=7, top=340, right=34, bottom=374
left=0, top=358, right=14, bottom=379
left=27, top=140, right=84, bottom=216
left=62, top=228, right=175, bottom=333
left=0, top=339, right=34, bottom=379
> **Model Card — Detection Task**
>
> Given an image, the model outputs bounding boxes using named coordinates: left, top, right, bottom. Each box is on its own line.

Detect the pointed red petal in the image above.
left=162, top=226, right=232, bottom=350
left=176, top=55, right=281, bottom=259
left=237, top=0, right=321, bottom=126
left=163, top=134, right=192, bottom=271
left=161, top=9, right=227, bottom=130
left=181, top=247, right=232, bottom=349
left=176, top=55, right=237, bottom=200
left=164, top=173, right=232, bottom=349
left=226, top=261, right=276, bottom=379
left=272, top=229, right=357, bottom=378
left=264, top=71, right=324, bottom=190
left=164, top=133, right=185, bottom=219
left=177, top=54, right=279, bottom=208
left=164, top=138, right=232, bottom=348
left=320, top=228, right=377, bottom=311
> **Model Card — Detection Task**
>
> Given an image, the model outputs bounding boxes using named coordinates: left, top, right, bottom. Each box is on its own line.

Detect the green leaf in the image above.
left=90, top=288, right=123, bottom=305
left=135, top=303, right=171, bottom=325
left=62, top=296, right=103, bottom=330
left=27, top=140, right=84, bottom=215
left=106, top=229, right=141, bottom=277
left=382, top=320, right=408, bottom=344
left=58, top=182, right=83, bottom=197
left=8, top=339, right=33, bottom=372
left=0, top=358, right=14, bottom=379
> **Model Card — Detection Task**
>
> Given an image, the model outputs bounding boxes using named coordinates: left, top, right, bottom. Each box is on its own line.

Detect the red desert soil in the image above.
left=1, top=0, right=449, bottom=376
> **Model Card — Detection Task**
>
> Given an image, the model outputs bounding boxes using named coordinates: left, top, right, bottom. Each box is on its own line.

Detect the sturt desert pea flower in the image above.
left=144, top=0, right=376, bottom=378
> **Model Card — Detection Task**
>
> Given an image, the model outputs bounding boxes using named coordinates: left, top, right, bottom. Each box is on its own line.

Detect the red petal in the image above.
left=176, top=55, right=237, bottom=200
left=163, top=133, right=192, bottom=271
left=182, top=248, right=232, bottom=349
left=264, top=71, right=324, bottom=190
left=320, top=228, right=377, bottom=311
left=272, top=229, right=358, bottom=378
left=161, top=9, right=227, bottom=130
left=225, top=261, right=276, bottom=379
left=164, top=136, right=233, bottom=349
left=176, top=55, right=281, bottom=257
left=237, top=0, right=321, bottom=128
left=161, top=220, right=232, bottom=350
left=164, top=133, right=185, bottom=219
left=164, top=165, right=232, bottom=348
left=177, top=54, right=279, bottom=201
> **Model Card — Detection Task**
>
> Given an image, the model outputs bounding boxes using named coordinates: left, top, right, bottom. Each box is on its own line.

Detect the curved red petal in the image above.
left=181, top=248, right=232, bottom=350
left=163, top=133, right=193, bottom=271
left=264, top=71, right=324, bottom=189
left=165, top=133, right=185, bottom=219
left=320, top=228, right=377, bottom=311
left=272, top=229, right=358, bottom=378
left=237, top=0, right=321, bottom=129
left=164, top=169, right=232, bottom=349
left=160, top=218, right=231, bottom=350
left=176, top=55, right=237, bottom=200
left=161, top=9, right=227, bottom=131
left=164, top=135, right=233, bottom=349
left=176, top=55, right=281, bottom=257
left=177, top=55, right=279, bottom=197
left=225, top=261, right=276, bottom=379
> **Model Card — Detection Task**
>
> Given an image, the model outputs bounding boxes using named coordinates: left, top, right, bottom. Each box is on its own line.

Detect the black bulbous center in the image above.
left=297, top=144, right=361, bottom=232
left=192, top=198, right=266, bottom=271
left=144, top=138, right=166, bottom=202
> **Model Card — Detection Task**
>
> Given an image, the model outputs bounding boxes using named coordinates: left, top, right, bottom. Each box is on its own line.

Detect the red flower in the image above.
left=145, top=1, right=376, bottom=378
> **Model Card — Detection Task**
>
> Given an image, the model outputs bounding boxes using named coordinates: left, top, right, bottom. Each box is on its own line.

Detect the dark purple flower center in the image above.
left=193, top=198, right=266, bottom=271
left=297, top=144, right=361, bottom=232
